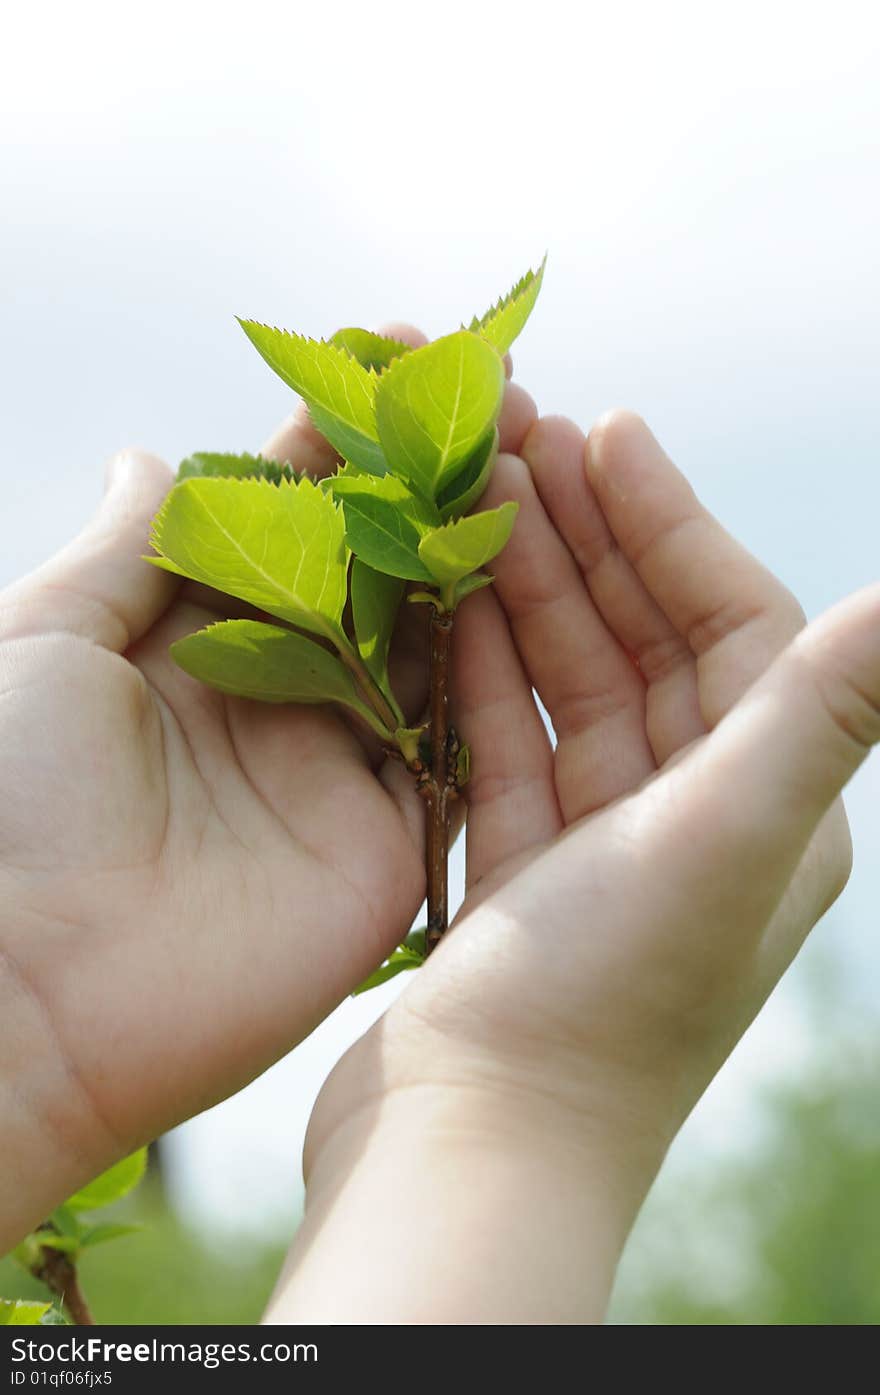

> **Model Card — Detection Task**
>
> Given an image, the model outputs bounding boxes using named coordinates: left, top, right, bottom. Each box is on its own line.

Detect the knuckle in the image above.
left=813, top=654, right=880, bottom=753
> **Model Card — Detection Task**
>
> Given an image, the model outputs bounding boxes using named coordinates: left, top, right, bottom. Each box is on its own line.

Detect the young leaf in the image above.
left=66, top=1148, right=148, bottom=1212
left=452, top=571, right=495, bottom=605
left=49, top=1205, right=84, bottom=1239
left=350, top=560, right=405, bottom=712
left=237, top=323, right=386, bottom=475
left=375, top=331, right=505, bottom=499
left=329, top=471, right=439, bottom=582
left=177, top=452, right=297, bottom=485
left=455, top=742, right=471, bottom=787
left=470, top=256, right=546, bottom=354
left=33, top=1234, right=80, bottom=1255
left=418, top=502, right=519, bottom=586
left=435, top=427, right=499, bottom=520
left=171, top=619, right=380, bottom=722
left=0, top=1299, right=53, bottom=1326
left=351, top=928, right=427, bottom=996
left=38, top=1307, right=69, bottom=1326
left=148, top=476, right=349, bottom=641
left=330, top=328, right=412, bottom=372
left=79, top=1223, right=142, bottom=1250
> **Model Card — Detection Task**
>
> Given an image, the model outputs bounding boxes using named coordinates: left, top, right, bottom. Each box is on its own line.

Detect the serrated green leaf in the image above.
left=79, top=1223, right=142, bottom=1250
left=177, top=452, right=298, bottom=485
left=66, top=1148, right=147, bottom=1212
left=469, top=256, right=546, bottom=354
left=237, top=322, right=386, bottom=475
left=436, top=427, right=499, bottom=520
left=329, top=471, right=440, bottom=582
left=350, top=560, right=405, bottom=713
left=352, top=928, right=427, bottom=996
left=148, top=476, right=349, bottom=642
left=418, top=502, right=519, bottom=586
left=330, top=328, right=412, bottom=372
left=0, top=1299, right=53, bottom=1326
left=171, top=620, right=377, bottom=719
left=375, top=331, right=505, bottom=499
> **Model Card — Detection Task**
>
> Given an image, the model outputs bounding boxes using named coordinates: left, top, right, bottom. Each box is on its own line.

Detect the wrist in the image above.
left=268, top=1025, right=658, bottom=1325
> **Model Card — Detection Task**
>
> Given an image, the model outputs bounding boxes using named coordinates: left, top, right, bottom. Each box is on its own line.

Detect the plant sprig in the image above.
left=145, top=258, right=546, bottom=981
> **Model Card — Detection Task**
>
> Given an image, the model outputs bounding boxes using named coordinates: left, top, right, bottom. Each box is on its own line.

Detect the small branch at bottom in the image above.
left=34, top=1245, right=96, bottom=1326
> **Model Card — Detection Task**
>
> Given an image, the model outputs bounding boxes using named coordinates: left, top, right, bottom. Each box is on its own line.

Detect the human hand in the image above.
left=277, top=411, right=869, bottom=1323
left=0, top=329, right=537, bottom=1248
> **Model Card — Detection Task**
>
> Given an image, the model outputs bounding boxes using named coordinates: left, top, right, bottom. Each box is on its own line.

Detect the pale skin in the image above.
left=2, top=333, right=877, bottom=1323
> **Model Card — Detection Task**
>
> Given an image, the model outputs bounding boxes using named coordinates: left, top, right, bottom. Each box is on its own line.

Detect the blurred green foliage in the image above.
left=0, top=1180, right=290, bottom=1325
left=611, top=958, right=880, bottom=1325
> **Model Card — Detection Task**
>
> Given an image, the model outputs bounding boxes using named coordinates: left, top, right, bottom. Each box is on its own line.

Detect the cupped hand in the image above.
left=307, top=410, right=870, bottom=1202
left=0, top=327, right=540, bottom=1241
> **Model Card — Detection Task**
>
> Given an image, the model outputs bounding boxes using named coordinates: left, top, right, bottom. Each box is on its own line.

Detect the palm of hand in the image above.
left=372, top=411, right=853, bottom=1153
left=0, top=455, right=423, bottom=1151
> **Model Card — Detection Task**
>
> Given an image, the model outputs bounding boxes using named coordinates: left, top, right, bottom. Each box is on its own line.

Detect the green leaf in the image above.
left=330, top=328, right=412, bottom=372
left=49, top=1205, right=84, bottom=1239
left=375, top=331, right=505, bottom=498
left=237, top=323, right=386, bottom=475
left=436, top=427, right=499, bottom=520
left=418, top=502, right=519, bottom=586
left=171, top=620, right=373, bottom=716
left=0, top=1299, right=53, bottom=1326
left=65, top=1148, right=148, bottom=1212
left=329, top=471, right=439, bottom=582
left=452, top=571, right=495, bottom=605
left=33, top=1234, right=80, bottom=1255
left=352, top=928, right=427, bottom=996
left=177, top=452, right=298, bottom=485
left=350, top=560, right=405, bottom=711
left=79, top=1223, right=142, bottom=1250
left=470, top=256, right=546, bottom=354
left=38, top=1306, right=68, bottom=1326
left=455, top=742, right=471, bottom=787
left=148, top=476, right=349, bottom=641
left=11, top=1237, right=43, bottom=1272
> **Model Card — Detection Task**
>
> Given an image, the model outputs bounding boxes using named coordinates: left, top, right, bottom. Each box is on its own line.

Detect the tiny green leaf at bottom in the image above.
left=0, top=1299, right=54, bottom=1326
left=352, top=928, right=427, bottom=995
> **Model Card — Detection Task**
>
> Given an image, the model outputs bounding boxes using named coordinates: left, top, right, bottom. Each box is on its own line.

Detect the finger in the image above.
left=261, top=406, right=339, bottom=478
left=453, top=586, right=561, bottom=888
left=483, top=454, right=656, bottom=822
left=0, top=449, right=176, bottom=652
left=668, top=584, right=879, bottom=934
left=585, top=411, right=806, bottom=729
left=375, top=321, right=428, bottom=348
left=498, top=383, right=538, bottom=457
left=522, top=415, right=703, bottom=765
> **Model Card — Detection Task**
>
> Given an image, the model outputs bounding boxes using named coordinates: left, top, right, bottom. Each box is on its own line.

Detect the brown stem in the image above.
left=34, top=1245, right=96, bottom=1325
left=422, top=606, right=454, bottom=954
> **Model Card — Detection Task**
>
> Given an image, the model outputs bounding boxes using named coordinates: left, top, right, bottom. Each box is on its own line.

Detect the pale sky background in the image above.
left=2, top=0, right=878, bottom=1264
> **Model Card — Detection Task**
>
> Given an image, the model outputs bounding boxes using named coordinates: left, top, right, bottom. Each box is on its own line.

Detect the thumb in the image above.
left=685, top=581, right=880, bottom=889
left=1, top=448, right=176, bottom=652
